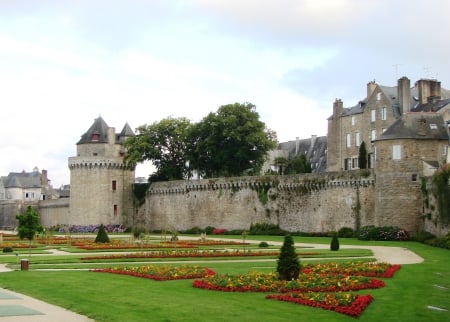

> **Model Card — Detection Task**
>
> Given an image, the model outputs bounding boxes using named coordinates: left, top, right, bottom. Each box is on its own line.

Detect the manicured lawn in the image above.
left=0, top=237, right=449, bottom=321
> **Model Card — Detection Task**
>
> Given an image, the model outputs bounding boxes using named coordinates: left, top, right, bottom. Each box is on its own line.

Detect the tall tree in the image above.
left=187, top=102, right=277, bottom=178
left=124, top=117, right=192, bottom=181
left=287, top=154, right=312, bottom=174
left=358, top=141, right=367, bottom=169
left=16, top=206, right=43, bottom=255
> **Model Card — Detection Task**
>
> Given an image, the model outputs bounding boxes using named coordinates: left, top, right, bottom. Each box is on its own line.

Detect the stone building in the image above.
left=67, top=116, right=135, bottom=226
left=263, top=135, right=327, bottom=174
left=374, top=113, right=449, bottom=231
left=0, top=167, right=54, bottom=228
left=327, top=77, right=450, bottom=172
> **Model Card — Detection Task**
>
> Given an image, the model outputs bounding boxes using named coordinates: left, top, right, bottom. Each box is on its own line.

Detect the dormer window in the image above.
left=91, top=133, right=99, bottom=141
left=430, top=124, right=438, bottom=130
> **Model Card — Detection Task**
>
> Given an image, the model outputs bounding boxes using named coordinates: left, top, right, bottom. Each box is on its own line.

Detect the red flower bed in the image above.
left=81, top=249, right=280, bottom=260
left=91, top=265, right=215, bottom=281
left=301, top=262, right=401, bottom=278
left=192, top=271, right=385, bottom=293
left=266, top=292, right=373, bottom=318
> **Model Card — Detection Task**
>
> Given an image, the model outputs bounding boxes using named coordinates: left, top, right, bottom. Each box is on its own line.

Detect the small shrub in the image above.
left=277, top=235, right=300, bottom=281
left=357, top=226, right=409, bottom=241
left=2, top=247, right=13, bottom=253
left=259, top=241, right=269, bottom=248
left=412, top=231, right=436, bottom=243
left=132, top=225, right=147, bottom=238
left=204, top=226, right=215, bottom=234
left=249, top=223, right=285, bottom=235
left=338, top=227, right=354, bottom=238
left=95, top=224, right=110, bottom=243
left=212, top=228, right=228, bottom=235
left=330, top=233, right=340, bottom=251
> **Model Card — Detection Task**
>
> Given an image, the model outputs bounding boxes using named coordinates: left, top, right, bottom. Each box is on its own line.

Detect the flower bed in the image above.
left=192, top=261, right=401, bottom=318
left=91, top=265, right=215, bottom=281
left=80, top=249, right=294, bottom=260
left=192, top=271, right=384, bottom=293
left=266, top=292, right=373, bottom=317
left=301, top=261, right=401, bottom=278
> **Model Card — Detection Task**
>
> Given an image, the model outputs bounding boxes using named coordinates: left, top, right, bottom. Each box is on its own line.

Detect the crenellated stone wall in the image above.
left=143, top=171, right=377, bottom=233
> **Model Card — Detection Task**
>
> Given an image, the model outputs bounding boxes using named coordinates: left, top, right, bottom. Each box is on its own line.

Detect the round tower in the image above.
left=68, top=116, right=135, bottom=226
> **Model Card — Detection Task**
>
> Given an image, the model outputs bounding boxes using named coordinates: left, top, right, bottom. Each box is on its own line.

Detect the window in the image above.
left=376, top=92, right=381, bottom=101
left=112, top=180, right=117, bottom=191
left=355, top=132, right=361, bottom=146
left=381, top=107, right=387, bottom=120
left=442, top=145, right=448, bottom=156
left=352, top=157, right=359, bottom=169
left=371, top=129, right=376, bottom=141
left=368, top=153, right=374, bottom=169
left=393, top=145, right=402, bottom=160
left=351, top=116, right=355, bottom=126
left=430, top=124, right=438, bottom=130
left=114, top=205, right=118, bottom=216
left=371, top=110, right=376, bottom=122
left=344, top=158, right=350, bottom=170
left=91, top=133, right=99, bottom=141
left=346, top=134, right=351, bottom=147
left=382, top=128, right=386, bottom=133
left=412, top=174, right=417, bottom=181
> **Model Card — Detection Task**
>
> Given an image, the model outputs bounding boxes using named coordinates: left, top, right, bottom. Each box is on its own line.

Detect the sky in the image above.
left=1, top=0, right=449, bottom=187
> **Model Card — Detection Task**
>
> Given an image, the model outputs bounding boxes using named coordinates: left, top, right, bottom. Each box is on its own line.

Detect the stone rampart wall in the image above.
left=143, top=171, right=376, bottom=233
left=39, top=199, right=70, bottom=228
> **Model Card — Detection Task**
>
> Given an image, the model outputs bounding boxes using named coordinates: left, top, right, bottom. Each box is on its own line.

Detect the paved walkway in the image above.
left=0, top=237, right=423, bottom=321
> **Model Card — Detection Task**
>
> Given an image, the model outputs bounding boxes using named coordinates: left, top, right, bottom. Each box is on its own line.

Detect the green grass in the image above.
left=0, top=238, right=449, bottom=321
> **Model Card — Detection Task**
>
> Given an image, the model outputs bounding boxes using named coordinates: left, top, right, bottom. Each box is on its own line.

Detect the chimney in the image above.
left=333, top=99, right=343, bottom=117
left=416, top=79, right=441, bottom=105
left=367, top=80, right=377, bottom=98
left=41, top=169, right=48, bottom=186
left=398, top=76, right=411, bottom=114
left=108, top=127, right=116, bottom=145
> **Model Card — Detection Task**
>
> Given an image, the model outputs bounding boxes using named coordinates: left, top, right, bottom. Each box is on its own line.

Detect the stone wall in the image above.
left=39, top=199, right=70, bottom=228
left=143, top=171, right=376, bottom=233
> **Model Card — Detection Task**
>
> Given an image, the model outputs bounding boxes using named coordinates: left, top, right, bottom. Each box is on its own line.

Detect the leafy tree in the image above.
left=124, top=117, right=192, bottom=181
left=287, top=154, right=312, bottom=174
left=358, top=141, right=367, bottom=169
left=16, top=206, right=43, bottom=254
left=187, top=102, right=277, bottom=178
left=274, top=156, right=289, bottom=175
left=95, top=224, right=110, bottom=243
left=276, top=235, right=301, bottom=281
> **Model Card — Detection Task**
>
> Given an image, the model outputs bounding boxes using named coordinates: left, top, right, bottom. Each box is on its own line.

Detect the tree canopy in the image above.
left=124, top=117, right=192, bottom=181
left=125, top=103, right=277, bottom=181
left=187, top=102, right=277, bottom=178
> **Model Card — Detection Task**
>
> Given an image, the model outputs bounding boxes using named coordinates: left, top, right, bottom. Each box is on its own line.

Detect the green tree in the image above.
left=276, top=235, right=301, bottom=281
left=287, top=154, right=312, bottom=174
left=16, top=206, right=43, bottom=254
left=274, top=156, right=289, bottom=175
left=124, top=117, right=192, bottom=181
left=95, top=224, right=110, bottom=243
left=187, top=102, right=277, bottom=178
left=358, top=141, right=367, bottom=169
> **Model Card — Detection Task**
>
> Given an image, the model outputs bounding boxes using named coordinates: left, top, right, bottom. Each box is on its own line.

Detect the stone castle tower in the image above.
left=68, top=116, right=135, bottom=226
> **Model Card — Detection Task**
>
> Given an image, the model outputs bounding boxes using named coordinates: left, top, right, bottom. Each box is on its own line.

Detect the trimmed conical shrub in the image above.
left=330, top=233, right=340, bottom=251
left=95, top=224, right=110, bottom=243
left=276, top=235, right=301, bottom=281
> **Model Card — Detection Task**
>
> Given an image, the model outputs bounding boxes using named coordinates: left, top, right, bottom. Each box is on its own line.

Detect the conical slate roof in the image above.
left=120, top=123, right=135, bottom=137
left=77, top=116, right=110, bottom=144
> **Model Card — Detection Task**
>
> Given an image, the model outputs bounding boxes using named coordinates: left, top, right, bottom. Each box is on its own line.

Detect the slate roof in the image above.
left=376, top=113, right=448, bottom=141
left=1, top=171, right=41, bottom=188
left=77, top=116, right=135, bottom=145
left=277, top=136, right=327, bottom=173
left=410, top=98, right=450, bottom=113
